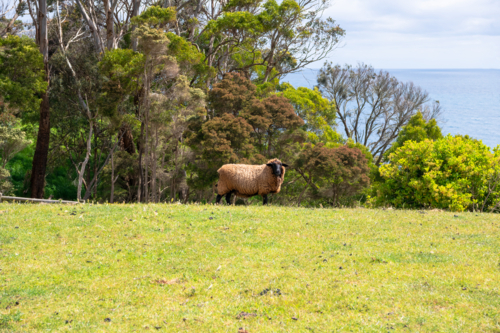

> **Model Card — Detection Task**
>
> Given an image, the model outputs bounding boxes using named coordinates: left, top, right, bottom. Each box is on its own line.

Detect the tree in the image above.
left=196, top=0, right=344, bottom=84
left=384, top=111, right=443, bottom=160
left=0, top=35, right=47, bottom=124
left=317, top=63, right=442, bottom=165
left=279, top=82, right=339, bottom=144
left=27, top=0, right=50, bottom=198
left=295, top=143, right=370, bottom=206
left=372, top=135, right=499, bottom=212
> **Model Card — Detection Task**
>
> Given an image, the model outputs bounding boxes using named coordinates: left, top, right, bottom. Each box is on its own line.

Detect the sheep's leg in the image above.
left=225, top=191, right=233, bottom=205
left=215, top=194, right=223, bottom=204
left=262, top=194, right=268, bottom=205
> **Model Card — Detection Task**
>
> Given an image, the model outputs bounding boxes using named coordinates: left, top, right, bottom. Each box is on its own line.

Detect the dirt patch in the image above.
left=153, top=278, right=180, bottom=285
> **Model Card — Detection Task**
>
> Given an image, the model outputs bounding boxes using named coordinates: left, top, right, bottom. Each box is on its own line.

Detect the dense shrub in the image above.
left=295, top=143, right=371, bottom=206
left=371, top=135, right=500, bottom=212
left=383, top=111, right=442, bottom=161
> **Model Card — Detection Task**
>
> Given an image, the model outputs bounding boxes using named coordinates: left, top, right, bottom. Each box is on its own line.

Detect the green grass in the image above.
left=1, top=203, right=499, bottom=332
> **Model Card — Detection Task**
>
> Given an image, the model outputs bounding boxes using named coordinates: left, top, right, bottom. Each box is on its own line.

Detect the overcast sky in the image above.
left=322, top=0, right=500, bottom=69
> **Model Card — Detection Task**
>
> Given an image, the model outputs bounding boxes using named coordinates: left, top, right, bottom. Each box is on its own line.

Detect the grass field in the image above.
left=1, top=203, right=499, bottom=332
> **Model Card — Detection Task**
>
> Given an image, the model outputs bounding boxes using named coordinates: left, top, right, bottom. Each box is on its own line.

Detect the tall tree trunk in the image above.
left=30, top=0, right=49, bottom=199
left=151, top=126, right=158, bottom=202
left=104, top=0, right=116, bottom=50
left=131, top=0, right=141, bottom=51
left=30, top=90, right=50, bottom=198
left=77, top=123, right=93, bottom=202
left=110, top=151, right=116, bottom=203
left=137, top=121, right=144, bottom=202
left=143, top=110, right=149, bottom=203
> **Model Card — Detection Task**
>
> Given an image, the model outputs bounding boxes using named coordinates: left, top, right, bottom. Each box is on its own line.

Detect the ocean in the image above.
left=284, top=69, right=500, bottom=149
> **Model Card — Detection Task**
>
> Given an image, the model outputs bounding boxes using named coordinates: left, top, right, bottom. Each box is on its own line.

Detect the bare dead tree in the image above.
left=318, top=63, right=442, bottom=165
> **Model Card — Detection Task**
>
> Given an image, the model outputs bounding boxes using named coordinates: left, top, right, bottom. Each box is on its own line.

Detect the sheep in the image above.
left=215, top=158, right=288, bottom=205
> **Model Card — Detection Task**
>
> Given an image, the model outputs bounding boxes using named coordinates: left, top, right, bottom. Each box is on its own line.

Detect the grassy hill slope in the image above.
left=1, top=203, right=499, bottom=332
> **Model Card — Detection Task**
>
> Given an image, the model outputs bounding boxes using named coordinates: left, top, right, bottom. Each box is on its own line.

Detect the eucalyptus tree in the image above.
left=197, top=0, right=344, bottom=84
left=24, top=0, right=51, bottom=198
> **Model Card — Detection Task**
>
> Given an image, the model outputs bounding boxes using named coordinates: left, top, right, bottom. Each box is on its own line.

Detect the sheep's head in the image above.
left=266, top=159, right=289, bottom=178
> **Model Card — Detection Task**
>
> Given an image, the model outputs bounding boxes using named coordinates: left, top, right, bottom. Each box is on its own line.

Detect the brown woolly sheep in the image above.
left=215, top=158, right=288, bottom=205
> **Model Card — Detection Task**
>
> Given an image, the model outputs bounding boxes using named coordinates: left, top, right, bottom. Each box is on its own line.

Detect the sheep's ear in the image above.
left=282, top=163, right=289, bottom=168
left=266, top=163, right=273, bottom=167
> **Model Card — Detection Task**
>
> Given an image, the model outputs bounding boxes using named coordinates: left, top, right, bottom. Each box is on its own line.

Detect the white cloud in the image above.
left=321, top=0, right=500, bottom=68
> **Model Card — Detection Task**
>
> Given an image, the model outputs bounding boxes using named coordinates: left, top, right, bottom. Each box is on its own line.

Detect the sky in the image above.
left=321, top=0, right=500, bottom=69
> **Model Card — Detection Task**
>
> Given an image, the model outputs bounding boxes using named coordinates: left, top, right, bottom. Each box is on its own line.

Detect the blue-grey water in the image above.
left=284, top=69, right=500, bottom=148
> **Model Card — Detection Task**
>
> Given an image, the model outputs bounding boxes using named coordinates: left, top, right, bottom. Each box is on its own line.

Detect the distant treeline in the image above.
left=1, top=0, right=499, bottom=212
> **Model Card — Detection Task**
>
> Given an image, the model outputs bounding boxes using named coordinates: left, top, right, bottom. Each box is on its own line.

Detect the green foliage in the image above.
left=98, top=49, right=144, bottom=117
left=206, top=11, right=263, bottom=36
left=0, top=124, right=31, bottom=193
left=131, top=6, right=176, bottom=27
left=0, top=124, right=31, bottom=168
left=384, top=111, right=443, bottom=160
left=0, top=35, right=47, bottom=124
left=165, top=32, right=214, bottom=85
left=258, top=0, right=301, bottom=35
left=44, top=166, right=78, bottom=200
left=204, top=0, right=343, bottom=84
left=99, top=49, right=144, bottom=86
left=0, top=165, right=11, bottom=193
left=279, top=83, right=340, bottom=144
left=224, top=0, right=262, bottom=11
left=372, top=135, right=500, bottom=212
left=5, top=145, right=32, bottom=196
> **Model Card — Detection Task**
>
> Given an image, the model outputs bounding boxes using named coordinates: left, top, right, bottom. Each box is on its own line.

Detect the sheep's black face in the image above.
left=267, top=162, right=288, bottom=177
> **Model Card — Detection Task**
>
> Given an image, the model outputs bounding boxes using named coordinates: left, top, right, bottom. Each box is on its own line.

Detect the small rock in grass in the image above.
left=104, top=318, right=111, bottom=322
left=292, top=317, right=298, bottom=321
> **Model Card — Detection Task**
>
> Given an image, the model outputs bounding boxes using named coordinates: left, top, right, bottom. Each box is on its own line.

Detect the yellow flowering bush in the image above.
left=371, top=135, right=500, bottom=212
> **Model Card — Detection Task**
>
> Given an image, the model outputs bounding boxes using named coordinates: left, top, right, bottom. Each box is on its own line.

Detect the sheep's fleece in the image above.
left=216, top=159, right=286, bottom=198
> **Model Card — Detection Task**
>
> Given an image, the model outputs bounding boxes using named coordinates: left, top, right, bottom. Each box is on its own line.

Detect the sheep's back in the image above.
left=218, top=164, right=264, bottom=196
